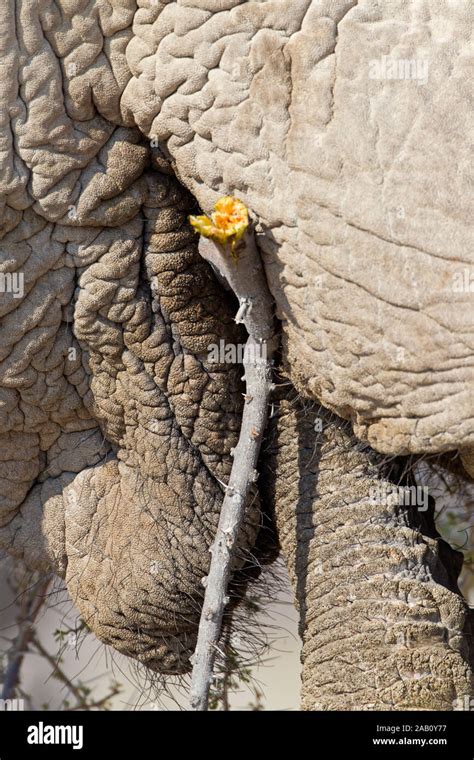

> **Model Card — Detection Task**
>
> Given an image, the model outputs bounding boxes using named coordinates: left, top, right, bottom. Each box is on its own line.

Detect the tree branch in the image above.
left=30, top=633, right=88, bottom=708
left=1, top=575, right=51, bottom=700
left=31, top=634, right=121, bottom=711
left=189, top=231, right=277, bottom=711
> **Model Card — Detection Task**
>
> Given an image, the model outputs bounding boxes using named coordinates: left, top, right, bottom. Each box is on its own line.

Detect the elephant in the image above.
left=0, top=0, right=472, bottom=710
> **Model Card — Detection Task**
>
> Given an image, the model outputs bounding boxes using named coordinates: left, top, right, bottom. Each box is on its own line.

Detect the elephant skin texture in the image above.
left=123, top=0, right=474, bottom=456
left=0, top=1, right=473, bottom=709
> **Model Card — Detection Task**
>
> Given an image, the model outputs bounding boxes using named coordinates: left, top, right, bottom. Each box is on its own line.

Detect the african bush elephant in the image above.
left=1, top=1, right=472, bottom=710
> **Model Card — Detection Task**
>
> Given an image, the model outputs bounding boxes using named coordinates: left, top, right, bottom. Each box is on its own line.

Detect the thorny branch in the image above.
left=1, top=575, right=51, bottom=700
left=189, top=230, right=277, bottom=711
left=31, top=633, right=121, bottom=711
left=31, top=634, right=86, bottom=708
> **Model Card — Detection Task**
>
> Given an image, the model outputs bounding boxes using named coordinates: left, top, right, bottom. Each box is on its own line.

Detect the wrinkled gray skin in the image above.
left=1, top=2, right=472, bottom=708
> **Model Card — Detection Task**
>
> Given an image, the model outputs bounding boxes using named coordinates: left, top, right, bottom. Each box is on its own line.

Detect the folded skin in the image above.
left=0, top=2, right=265, bottom=673
left=123, top=0, right=474, bottom=457
left=1, top=1, right=472, bottom=706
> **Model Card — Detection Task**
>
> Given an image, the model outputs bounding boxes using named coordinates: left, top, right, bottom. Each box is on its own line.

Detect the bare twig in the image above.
left=189, top=231, right=276, bottom=711
left=30, top=633, right=88, bottom=708
left=65, top=689, right=121, bottom=712
left=1, top=575, right=51, bottom=700
left=31, top=633, right=121, bottom=710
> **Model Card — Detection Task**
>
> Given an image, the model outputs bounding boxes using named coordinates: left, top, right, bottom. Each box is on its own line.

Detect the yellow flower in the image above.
left=189, top=196, right=249, bottom=259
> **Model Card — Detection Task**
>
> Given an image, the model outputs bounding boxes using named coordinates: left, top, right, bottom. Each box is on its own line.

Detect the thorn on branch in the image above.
left=235, top=298, right=253, bottom=324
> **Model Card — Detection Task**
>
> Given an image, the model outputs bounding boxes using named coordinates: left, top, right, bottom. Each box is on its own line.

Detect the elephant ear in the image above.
left=122, top=0, right=473, bottom=461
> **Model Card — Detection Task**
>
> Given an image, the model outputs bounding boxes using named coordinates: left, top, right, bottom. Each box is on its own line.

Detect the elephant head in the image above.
left=1, top=1, right=472, bottom=708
